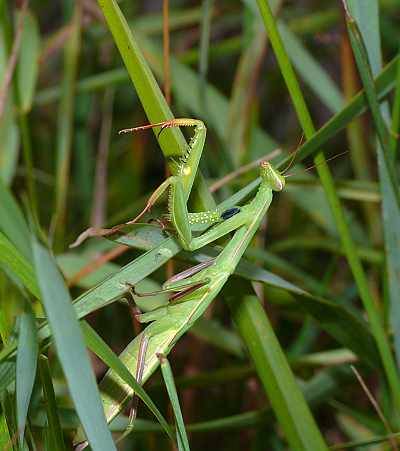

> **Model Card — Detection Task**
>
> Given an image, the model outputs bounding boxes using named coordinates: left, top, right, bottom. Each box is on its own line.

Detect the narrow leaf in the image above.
left=0, top=180, right=31, bottom=262
left=0, top=23, right=19, bottom=186
left=345, top=1, right=400, bottom=373
left=32, top=238, right=116, bottom=451
left=54, top=5, right=81, bottom=244
left=17, top=10, right=40, bottom=113
left=0, top=407, right=12, bottom=451
left=226, top=279, right=328, bottom=451
left=256, top=0, right=400, bottom=411
left=80, top=321, right=174, bottom=441
left=158, top=355, right=190, bottom=451
left=96, top=0, right=187, bottom=161
left=16, top=303, right=38, bottom=447
left=0, top=231, right=38, bottom=298
left=38, top=355, right=66, bottom=451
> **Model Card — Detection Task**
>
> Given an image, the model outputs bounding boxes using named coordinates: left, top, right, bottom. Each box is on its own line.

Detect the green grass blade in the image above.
left=346, top=0, right=383, bottom=75
left=53, top=5, right=81, bottom=245
left=232, top=254, right=380, bottom=368
left=288, top=54, right=399, bottom=165
left=71, top=237, right=180, bottom=319
left=32, top=238, right=116, bottom=451
left=16, top=10, right=40, bottom=113
left=158, top=355, right=190, bottom=451
left=16, top=302, right=38, bottom=447
left=34, top=38, right=399, bottom=169
left=0, top=231, right=38, bottom=298
left=57, top=253, right=118, bottom=289
left=96, top=0, right=215, bottom=214
left=345, top=6, right=399, bottom=203
left=0, top=98, right=19, bottom=186
left=390, top=56, right=400, bottom=154
left=0, top=181, right=31, bottom=261
left=0, top=361, right=15, bottom=395
left=0, top=12, right=19, bottom=187
left=256, top=0, right=400, bottom=411
left=243, top=1, right=343, bottom=114
left=198, top=0, right=213, bottom=118
left=279, top=21, right=343, bottom=113
left=190, top=317, right=245, bottom=358
left=344, top=0, right=400, bottom=379
left=80, top=321, right=174, bottom=441
left=270, top=235, right=382, bottom=265
left=225, top=278, right=328, bottom=451
left=38, top=355, right=66, bottom=451
left=0, top=405, right=12, bottom=451
left=96, top=0, right=186, bottom=161
left=226, top=14, right=267, bottom=166
left=342, top=34, right=380, bottom=244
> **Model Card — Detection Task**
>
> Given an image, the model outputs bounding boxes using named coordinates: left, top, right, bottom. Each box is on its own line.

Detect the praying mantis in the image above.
left=116, top=118, right=285, bottom=296
left=81, top=118, right=287, bottom=433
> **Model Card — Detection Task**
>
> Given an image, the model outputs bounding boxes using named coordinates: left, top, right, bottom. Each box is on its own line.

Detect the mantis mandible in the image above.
left=94, top=118, right=287, bottom=429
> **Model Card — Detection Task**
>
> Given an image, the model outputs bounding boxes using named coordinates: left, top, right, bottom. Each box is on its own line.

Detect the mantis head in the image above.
left=260, top=161, right=285, bottom=191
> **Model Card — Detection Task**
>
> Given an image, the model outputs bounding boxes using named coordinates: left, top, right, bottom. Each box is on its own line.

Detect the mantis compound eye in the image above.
left=221, top=207, right=241, bottom=220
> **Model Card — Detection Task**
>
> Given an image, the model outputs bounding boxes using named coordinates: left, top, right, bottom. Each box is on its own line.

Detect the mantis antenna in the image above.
left=281, top=133, right=304, bottom=175
left=285, top=150, right=349, bottom=177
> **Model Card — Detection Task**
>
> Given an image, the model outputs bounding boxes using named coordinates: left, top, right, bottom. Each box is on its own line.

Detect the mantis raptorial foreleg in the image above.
left=72, top=118, right=277, bottom=251
left=118, top=119, right=249, bottom=251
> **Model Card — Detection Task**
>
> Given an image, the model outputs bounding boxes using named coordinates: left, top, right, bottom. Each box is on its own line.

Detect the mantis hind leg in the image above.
left=130, top=278, right=210, bottom=301
left=129, top=260, right=214, bottom=301
left=163, top=259, right=214, bottom=289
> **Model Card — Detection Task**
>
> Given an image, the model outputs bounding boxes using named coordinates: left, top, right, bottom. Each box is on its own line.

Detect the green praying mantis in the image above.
left=76, top=118, right=287, bottom=435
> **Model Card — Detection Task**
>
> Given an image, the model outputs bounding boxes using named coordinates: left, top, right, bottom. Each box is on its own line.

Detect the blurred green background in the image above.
left=1, top=0, right=400, bottom=449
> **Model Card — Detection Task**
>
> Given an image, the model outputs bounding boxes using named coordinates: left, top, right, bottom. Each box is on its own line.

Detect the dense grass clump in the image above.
left=0, top=1, right=400, bottom=449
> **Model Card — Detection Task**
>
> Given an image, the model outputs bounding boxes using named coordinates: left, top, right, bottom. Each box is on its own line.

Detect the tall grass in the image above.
left=0, top=1, right=399, bottom=449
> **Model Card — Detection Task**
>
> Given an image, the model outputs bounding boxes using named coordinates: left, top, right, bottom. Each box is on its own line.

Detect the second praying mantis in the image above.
left=90, top=118, right=288, bottom=428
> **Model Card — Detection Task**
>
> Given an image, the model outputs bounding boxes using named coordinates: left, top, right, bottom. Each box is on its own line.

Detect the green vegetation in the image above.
left=0, top=0, right=399, bottom=449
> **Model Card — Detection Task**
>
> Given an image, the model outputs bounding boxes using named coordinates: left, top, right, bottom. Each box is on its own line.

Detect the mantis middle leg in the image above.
left=121, top=118, right=242, bottom=250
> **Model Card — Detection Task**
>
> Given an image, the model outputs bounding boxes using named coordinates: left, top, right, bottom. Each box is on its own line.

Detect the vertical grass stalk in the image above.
left=53, top=5, right=81, bottom=246
left=343, top=1, right=400, bottom=386
left=256, top=0, right=400, bottom=410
